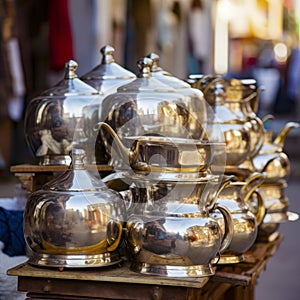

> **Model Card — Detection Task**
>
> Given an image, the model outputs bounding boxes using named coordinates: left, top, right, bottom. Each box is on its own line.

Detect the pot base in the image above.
left=217, top=253, right=244, bottom=264
left=130, top=261, right=215, bottom=277
left=263, top=211, right=299, bottom=224
left=28, top=251, right=122, bottom=268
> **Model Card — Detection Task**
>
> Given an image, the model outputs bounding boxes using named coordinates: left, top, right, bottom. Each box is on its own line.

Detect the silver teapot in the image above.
left=23, top=149, right=126, bottom=268
left=95, top=57, right=210, bottom=166
left=213, top=173, right=266, bottom=263
left=123, top=174, right=234, bottom=277
left=24, top=60, right=100, bottom=165
left=97, top=121, right=224, bottom=174
left=253, top=121, right=299, bottom=181
left=79, top=45, right=136, bottom=164
left=205, top=83, right=252, bottom=167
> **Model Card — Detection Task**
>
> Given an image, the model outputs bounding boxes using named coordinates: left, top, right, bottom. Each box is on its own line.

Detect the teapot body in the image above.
left=24, top=150, right=126, bottom=268
left=127, top=213, right=223, bottom=277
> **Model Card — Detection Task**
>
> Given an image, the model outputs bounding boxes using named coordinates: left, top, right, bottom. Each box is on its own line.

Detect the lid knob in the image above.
left=137, top=57, right=152, bottom=78
left=70, top=148, right=86, bottom=170
left=64, top=60, right=78, bottom=79
left=147, top=53, right=161, bottom=72
left=101, top=45, right=115, bottom=64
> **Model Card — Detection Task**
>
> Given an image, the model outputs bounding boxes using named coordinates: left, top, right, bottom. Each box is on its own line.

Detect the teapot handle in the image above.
left=241, top=172, right=265, bottom=201
left=247, top=191, right=266, bottom=226
left=214, top=204, right=234, bottom=254
left=106, top=220, right=124, bottom=252
left=126, top=217, right=145, bottom=254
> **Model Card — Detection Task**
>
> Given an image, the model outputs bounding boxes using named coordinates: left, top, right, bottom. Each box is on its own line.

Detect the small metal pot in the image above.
left=96, top=121, right=224, bottom=173
left=24, top=149, right=126, bottom=268
left=126, top=203, right=233, bottom=277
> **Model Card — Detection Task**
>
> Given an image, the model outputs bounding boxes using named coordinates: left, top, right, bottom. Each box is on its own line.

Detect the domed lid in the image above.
left=99, top=57, right=185, bottom=128
left=116, top=57, right=178, bottom=93
left=80, top=45, right=136, bottom=92
left=43, top=149, right=107, bottom=192
left=41, top=60, right=99, bottom=97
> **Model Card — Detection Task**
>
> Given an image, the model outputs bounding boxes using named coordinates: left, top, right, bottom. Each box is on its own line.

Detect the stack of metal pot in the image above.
left=252, top=117, right=299, bottom=241
left=190, top=75, right=299, bottom=244
left=98, top=57, right=236, bottom=277
left=22, top=45, right=137, bottom=269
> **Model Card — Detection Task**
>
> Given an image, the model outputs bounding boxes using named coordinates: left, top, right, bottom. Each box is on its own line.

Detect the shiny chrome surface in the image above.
left=28, top=252, right=122, bottom=268
left=95, top=57, right=212, bottom=166
left=258, top=180, right=299, bottom=241
left=148, top=52, right=208, bottom=140
left=24, top=60, right=100, bottom=165
left=126, top=206, right=232, bottom=277
left=217, top=173, right=266, bottom=226
left=206, top=83, right=252, bottom=166
left=122, top=170, right=234, bottom=277
left=124, top=173, right=232, bottom=214
left=213, top=198, right=257, bottom=262
left=253, top=122, right=299, bottom=181
left=24, top=149, right=126, bottom=268
left=80, top=45, right=136, bottom=92
left=210, top=173, right=266, bottom=262
left=97, top=122, right=223, bottom=173
left=224, top=78, right=265, bottom=158
left=80, top=46, right=136, bottom=164
left=130, top=262, right=216, bottom=277
left=259, top=181, right=289, bottom=214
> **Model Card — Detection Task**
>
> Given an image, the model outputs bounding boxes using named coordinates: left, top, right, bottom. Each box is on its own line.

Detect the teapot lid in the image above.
left=80, top=45, right=136, bottom=91
left=116, top=57, right=177, bottom=93
left=43, top=149, right=107, bottom=192
left=41, top=60, right=99, bottom=97
left=147, top=53, right=191, bottom=89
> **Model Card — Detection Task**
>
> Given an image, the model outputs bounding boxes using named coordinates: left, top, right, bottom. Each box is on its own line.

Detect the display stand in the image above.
left=7, top=235, right=282, bottom=300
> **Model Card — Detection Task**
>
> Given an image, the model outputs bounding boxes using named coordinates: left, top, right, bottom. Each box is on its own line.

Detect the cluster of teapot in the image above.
left=23, top=45, right=299, bottom=277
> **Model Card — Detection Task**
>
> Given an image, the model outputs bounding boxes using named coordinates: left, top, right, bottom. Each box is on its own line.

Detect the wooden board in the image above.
left=10, top=164, right=114, bottom=192
left=8, top=261, right=209, bottom=289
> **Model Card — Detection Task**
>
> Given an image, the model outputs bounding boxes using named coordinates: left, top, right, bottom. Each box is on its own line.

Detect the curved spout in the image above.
left=95, top=122, right=130, bottom=163
left=273, top=122, right=300, bottom=149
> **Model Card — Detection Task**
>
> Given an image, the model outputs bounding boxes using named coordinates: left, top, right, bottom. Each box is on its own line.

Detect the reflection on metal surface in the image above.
left=24, top=149, right=126, bottom=268
left=97, top=121, right=223, bottom=173
left=24, top=61, right=100, bottom=165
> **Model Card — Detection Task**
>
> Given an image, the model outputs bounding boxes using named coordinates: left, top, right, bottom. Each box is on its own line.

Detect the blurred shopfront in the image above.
left=0, top=0, right=300, bottom=172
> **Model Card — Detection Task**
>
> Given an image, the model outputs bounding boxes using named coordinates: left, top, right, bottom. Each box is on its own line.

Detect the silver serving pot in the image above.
left=23, top=149, right=126, bottom=268
left=24, top=60, right=100, bottom=165
left=95, top=57, right=210, bottom=166
left=147, top=53, right=208, bottom=139
left=127, top=206, right=232, bottom=277
left=80, top=45, right=136, bottom=164
left=97, top=122, right=224, bottom=173
left=123, top=174, right=234, bottom=277
left=212, top=173, right=266, bottom=263
left=253, top=122, right=299, bottom=181
left=80, top=45, right=136, bottom=92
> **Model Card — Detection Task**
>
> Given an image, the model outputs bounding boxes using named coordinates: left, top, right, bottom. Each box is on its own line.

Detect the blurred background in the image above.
left=0, top=1, right=300, bottom=299
left=0, top=0, right=300, bottom=173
